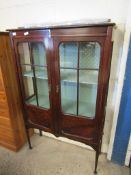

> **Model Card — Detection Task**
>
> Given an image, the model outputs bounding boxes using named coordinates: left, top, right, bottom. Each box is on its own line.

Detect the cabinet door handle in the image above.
left=56, top=85, right=59, bottom=93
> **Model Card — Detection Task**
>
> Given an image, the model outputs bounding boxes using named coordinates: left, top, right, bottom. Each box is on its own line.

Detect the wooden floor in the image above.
left=0, top=134, right=129, bottom=175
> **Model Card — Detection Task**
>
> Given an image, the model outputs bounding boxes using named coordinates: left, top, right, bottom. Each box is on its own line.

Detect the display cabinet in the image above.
left=8, top=22, right=115, bottom=173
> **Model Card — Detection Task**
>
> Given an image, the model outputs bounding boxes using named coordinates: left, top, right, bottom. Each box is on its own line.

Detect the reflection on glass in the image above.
left=79, top=42, right=100, bottom=69
left=59, top=43, right=78, bottom=68
left=60, top=70, right=77, bottom=115
left=18, top=43, right=30, bottom=64
left=32, top=43, right=47, bottom=66
left=59, top=42, right=101, bottom=118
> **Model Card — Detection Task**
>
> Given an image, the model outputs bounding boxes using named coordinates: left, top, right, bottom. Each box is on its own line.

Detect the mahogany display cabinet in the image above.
left=8, top=22, right=115, bottom=173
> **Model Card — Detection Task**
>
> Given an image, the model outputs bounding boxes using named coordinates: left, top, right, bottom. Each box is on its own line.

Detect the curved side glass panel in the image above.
left=18, top=42, right=50, bottom=109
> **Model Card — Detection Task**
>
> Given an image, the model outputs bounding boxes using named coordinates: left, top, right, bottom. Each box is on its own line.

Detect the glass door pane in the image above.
left=60, top=43, right=78, bottom=115
left=79, top=70, right=98, bottom=117
left=59, top=42, right=101, bottom=118
left=34, top=66, right=50, bottom=109
left=32, top=42, right=46, bottom=66
left=18, top=42, right=30, bottom=64
left=61, top=69, right=77, bottom=115
left=79, top=42, right=100, bottom=69
left=78, top=42, right=100, bottom=118
left=59, top=43, right=78, bottom=68
left=18, top=42, right=50, bottom=109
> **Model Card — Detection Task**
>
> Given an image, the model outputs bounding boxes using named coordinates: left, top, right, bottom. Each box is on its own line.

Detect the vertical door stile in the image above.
left=76, top=42, right=80, bottom=116
left=46, top=37, right=52, bottom=102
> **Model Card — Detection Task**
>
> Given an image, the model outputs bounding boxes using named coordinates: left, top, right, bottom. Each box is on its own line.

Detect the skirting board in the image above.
left=34, top=129, right=108, bottom=153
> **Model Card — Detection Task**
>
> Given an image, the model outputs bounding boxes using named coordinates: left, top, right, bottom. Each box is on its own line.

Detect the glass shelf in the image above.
left=23, top=70, right=48, bottom=80
left=61, top=69, right=98, bottom=85
left=23, top=69, right=98, bottom=85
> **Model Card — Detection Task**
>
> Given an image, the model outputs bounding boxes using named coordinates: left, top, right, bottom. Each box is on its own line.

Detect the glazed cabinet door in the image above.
left=54, top=36, right=106, bottom=147
left=14, top=37, right=53, bottom=133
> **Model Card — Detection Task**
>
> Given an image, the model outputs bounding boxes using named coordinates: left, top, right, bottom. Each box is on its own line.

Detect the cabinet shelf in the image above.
left=26, top=94, right=50, bottom=109
left=61, top=70, right=98, bottom=85
left=23, top=70, right=47, bottom=80
left=23, top=70, right=98, bottom=85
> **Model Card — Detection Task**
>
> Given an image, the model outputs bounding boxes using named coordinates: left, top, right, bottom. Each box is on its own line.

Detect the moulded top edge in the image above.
left=7, top=23, right=115, bottom=32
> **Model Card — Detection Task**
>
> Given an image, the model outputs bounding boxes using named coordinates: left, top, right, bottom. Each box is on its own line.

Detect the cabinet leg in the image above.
left=94, top=150, right=99, bottom=174
left=26, top=129, right=32, bottom=149
left=39, top=129, right=42, bottom=136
